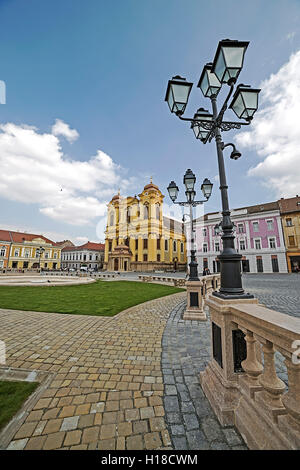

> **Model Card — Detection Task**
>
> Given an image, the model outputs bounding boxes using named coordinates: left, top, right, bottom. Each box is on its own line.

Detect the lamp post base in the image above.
left=212, top=291, right=254, bottom=300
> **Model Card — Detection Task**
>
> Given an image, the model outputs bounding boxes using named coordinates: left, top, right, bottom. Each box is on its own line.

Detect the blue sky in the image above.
left=1, top=0, right=300, bottom=243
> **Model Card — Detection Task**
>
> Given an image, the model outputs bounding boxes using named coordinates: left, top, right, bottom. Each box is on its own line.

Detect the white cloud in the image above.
left=236, top=50, right=300, bottom=198
left=0, top=121, right=130, bottom=227
left=51, top=119, right=79, bottom=143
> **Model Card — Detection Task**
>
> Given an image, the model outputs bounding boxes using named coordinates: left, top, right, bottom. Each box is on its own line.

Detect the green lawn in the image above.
left=0, top=380, right=39, bottom=431
left=0, top=280, right=183, bottom=316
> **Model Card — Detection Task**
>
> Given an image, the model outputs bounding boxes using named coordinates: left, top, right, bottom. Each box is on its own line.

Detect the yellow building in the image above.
left=278, top=196, right=300, bottom=272
left=104, top=181, right=187, bottom=272
left=3, top=230, right=61, bottom=271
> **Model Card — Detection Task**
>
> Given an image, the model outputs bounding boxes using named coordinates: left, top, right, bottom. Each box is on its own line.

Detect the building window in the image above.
left=109, top=241, right=112, bottom=252
left=157, top=254, right=161, bottom=262
left=215, top=242, right=220, bottom=252
left=173, top=240, right=177, bottom=252
left=125, top=238, right=129, bottom=247
left=180, top=242, right=184, bottom=254
left=143, top=254, right=148, bottom=262
left=156, top=238, right=161, bottom=250
left=165, top=239, right=168, bottom=251
left=256, top=257, right=263, bottom=272
left=135, top=239, right=138, bottom=250
left=255, top=239, right=261, bottom=250
left=110, top=213, right=114, bottom=226
left=127, top=208, right=131, bottom=224
left=24, top=249, right=30, bottom=258
left=240, top=240, right=246, bottom=251
left=288, top=235, right=296, bottom=247
left=267, top=219, right=274, bottom=231
left=286, top=218, right=293, bottom=227
left=253, top=221, right=259, bottom=232
left=0, top=247, right=6, bottom=257
left=144, top=205, right=149, bottom=220
left=214, top=227, right=219, bottom=236
left=156, top=204, right=160, bottom=219
left=15, top=249, right=20, bottom=257
left=202, top=228, right=207, bottom=236
left=238, top=223, right=244, bottom=233
left=203, top=243, right=208, bottom=253
left=143, top=239, right=148, bottom=249
left=271, top=256, right=279, bottom=273
left=269, top=237, right=276, bottom=249
left=135, top=254, right=138, bottom=262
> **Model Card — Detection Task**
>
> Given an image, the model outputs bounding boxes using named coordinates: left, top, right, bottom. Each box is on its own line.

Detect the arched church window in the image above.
left=144, top=204, right=149, bottom=220
left=156, top=204, right=160, bottom=219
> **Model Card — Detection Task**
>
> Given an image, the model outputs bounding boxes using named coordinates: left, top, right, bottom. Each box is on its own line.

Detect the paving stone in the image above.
left=82, top=426, right=100, bottom=444
left=133, top=420, right=148, bottom=434
left=60, top=416, right=79, bottom=431
left=164, top=396, right=179, bottom=412
left=171, top=424, right=185, bottom=436
left=98, top=439, right=116, bottom=450
left=223, top=428, right=243, bottom=446
left=7, top=439, right=28, bottom=450
left=64, top=430, right=82, bottom=447
left=166, top=412, right=182, bottom=424
left=78, top=413, right=95, bottom=428
left=210, top=441, right=230, bottom=450
left=14, top=422, right=37, bottom=439
left=43, top=432, right=65, bottom=450
left=126, top=435, right=143, bottom=450
left=100, top=424, right=117, bottom=440
left=181, top=401, right=196, bottom=413
left=117, top=422, right=132, bottom=437
left=186, top=430, right=210, bottom=450
left=140, top=407, right=155, bottom=419
left=201, top=416, right=225, bottom=441
left=144, top=432, right=162, bottom=450
left=165, top=385, right=177, bottom=395
left=182, top=413, right=199, bottom=431
left=25, top=435, right=47, bottom=450
left=172, top=436, right=188, bottom=450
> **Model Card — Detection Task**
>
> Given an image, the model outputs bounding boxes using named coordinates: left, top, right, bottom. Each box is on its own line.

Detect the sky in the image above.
left=0, top=0, right=300, bottom=243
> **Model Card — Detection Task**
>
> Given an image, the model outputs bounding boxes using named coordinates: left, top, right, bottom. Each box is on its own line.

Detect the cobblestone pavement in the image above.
left=242, top=273, right=300, bottom=318
left=1, top=293, right=185, bottom=450
left=162, top=301, right=247, bottom=450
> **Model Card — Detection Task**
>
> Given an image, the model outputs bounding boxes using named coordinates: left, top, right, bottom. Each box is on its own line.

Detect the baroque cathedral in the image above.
left=104, top=180, right=187, bottom=272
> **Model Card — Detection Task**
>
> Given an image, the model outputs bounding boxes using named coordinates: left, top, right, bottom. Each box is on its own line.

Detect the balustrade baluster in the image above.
left=258, top=340, right=286, bottom=410
left=241, top=330, right=263, bottom=386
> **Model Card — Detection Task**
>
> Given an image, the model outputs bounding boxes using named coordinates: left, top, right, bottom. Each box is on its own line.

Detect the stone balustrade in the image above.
left=200, top=294, right=300, bottom=449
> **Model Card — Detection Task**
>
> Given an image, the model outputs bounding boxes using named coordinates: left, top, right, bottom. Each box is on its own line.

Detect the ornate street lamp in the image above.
left=165, top=39, right=260, bottom=299
left=167, top=169, right=213, bottom=281
left=36, top=246, right=45, bottom=272
left=165, top=76, right=193, bottom=115
left=211, top=39, right=249, bottom=85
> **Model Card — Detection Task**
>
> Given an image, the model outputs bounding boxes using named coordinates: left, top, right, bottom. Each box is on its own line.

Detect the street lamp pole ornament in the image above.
left=167, top=169, right=213, bottom=281
left=165, top=39, right=260, bottom=299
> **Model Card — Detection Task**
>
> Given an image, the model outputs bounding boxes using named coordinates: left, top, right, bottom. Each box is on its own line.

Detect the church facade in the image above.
left=104, top=181, right=187, bottom=272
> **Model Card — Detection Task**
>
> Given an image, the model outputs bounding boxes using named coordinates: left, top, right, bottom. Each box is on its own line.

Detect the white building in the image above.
left=61, top=242, right=105, bottom=271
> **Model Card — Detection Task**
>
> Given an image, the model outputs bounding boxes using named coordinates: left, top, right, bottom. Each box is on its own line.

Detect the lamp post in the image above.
left=167, top=169, right=213, bottom=281
left=36, top=247, right=45, bottom=272
left=165, top=39, right=260, bottom=299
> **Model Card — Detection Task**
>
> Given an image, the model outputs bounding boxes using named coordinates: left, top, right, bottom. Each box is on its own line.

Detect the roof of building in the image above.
left=278, top=195, right=300, bottom=214
left=0, top=229, right=55, bottom=245
left=54, top=240, right=75, bottom=247
left=62, top=242, right=105, bottom=252
left=197, top=200, right=280, bottom=222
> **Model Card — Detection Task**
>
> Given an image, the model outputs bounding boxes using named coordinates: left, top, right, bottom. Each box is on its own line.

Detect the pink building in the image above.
left=194, top=201, right=287, bottom=274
